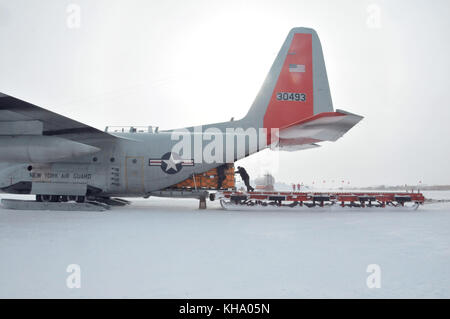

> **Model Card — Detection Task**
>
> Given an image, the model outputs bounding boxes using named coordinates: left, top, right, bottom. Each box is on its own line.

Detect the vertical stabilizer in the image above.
left=242, top=28, right=334, bottom=143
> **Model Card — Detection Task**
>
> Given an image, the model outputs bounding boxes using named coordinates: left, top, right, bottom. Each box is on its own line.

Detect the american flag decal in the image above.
left=289, top=64, right=305, bottom=73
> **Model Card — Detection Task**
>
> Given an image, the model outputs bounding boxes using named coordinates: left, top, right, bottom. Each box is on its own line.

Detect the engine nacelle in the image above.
left=0, top=136, right=100, bottom=163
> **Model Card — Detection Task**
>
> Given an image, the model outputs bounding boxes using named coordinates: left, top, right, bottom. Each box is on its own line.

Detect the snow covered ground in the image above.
left=0, top=191, right=449, bottom=298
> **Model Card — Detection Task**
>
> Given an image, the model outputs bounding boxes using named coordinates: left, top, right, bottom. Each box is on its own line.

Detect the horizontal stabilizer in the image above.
left=275, top=142, right=321, bottom=152
left=275, top=109, right=363, bottom=146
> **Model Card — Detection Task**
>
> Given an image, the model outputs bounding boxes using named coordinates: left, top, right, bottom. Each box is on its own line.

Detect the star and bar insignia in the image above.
left=149, top=152, right=194, bottom=174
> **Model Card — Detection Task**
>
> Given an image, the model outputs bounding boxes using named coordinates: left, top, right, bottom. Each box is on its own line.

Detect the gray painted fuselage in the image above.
left=0, top=119, right=264, bottom=197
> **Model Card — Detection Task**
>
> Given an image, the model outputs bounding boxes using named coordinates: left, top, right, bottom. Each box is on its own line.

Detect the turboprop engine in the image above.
left=0, top=136, right=100, bottom=163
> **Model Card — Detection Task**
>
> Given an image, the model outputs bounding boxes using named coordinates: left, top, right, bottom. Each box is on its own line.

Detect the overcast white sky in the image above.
left=0, top=0, right=449, bottom=187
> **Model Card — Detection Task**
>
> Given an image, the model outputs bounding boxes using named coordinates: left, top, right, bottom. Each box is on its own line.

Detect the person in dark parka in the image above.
left=235, top=166, right=254, bottom=192
left=216, top=164, right=228, bottom=190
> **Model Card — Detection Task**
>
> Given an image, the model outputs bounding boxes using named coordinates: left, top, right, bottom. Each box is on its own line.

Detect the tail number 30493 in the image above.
left=276, top=92, right=306, bottom=102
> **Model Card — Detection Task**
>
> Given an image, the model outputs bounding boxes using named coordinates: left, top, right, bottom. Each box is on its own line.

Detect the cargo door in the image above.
left=125, top=156, right=144, bottom=193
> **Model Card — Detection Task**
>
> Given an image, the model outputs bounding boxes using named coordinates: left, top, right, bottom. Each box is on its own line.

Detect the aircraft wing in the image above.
left=0, top=92, right=115, bottom=143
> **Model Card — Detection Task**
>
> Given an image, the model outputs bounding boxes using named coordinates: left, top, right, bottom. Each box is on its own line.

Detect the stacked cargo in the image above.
left=171, top=164, right=235, bottom=190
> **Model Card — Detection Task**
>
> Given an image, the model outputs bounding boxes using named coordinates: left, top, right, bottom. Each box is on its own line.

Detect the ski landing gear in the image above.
left=1, top=195, right=132, bottom=211
left=36, top=195, right=86, bottom=203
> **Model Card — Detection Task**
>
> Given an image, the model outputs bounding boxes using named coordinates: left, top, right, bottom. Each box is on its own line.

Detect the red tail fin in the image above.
left=263, top=33, right=314, bottom=138
left=243, top=28, right=335, bottom=145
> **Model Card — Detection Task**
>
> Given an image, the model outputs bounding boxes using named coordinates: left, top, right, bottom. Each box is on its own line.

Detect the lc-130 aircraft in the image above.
left=0, top=28, right=362, bottom=206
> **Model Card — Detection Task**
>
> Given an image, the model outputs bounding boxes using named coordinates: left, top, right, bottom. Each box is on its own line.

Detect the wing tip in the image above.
left=336, top=109, right=364, bottom=121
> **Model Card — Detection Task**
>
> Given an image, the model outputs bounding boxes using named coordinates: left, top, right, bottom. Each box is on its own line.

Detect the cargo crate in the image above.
left=171, top=164, right=235, bottom=190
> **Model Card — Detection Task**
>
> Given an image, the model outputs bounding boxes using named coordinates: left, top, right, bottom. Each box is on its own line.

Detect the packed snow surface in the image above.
left=1, top=191, right=449, bottom=298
